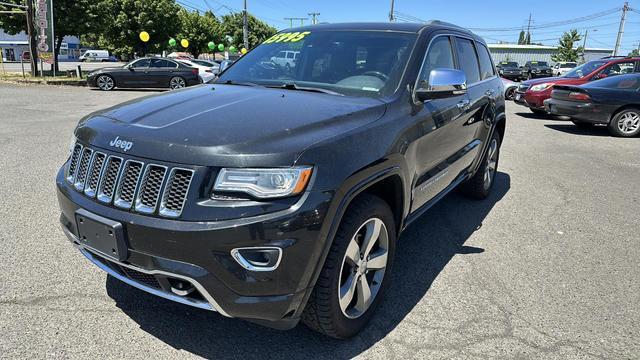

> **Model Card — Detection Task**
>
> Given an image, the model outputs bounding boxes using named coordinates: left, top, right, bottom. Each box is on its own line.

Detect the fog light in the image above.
left=231, top=247, right=282, bottom=272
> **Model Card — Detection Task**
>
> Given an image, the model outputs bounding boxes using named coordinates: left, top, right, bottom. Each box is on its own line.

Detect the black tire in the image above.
left=505, top=87, right=516, bottom=101
left=460, top=131, right=501, bottom=200
left=530, top=108, right=547, bottom=116
left=572, top=120, right=594, bottom=128
left=302, top=194, right=396, bottom=339
left=607, top=108, right=640, bottom=137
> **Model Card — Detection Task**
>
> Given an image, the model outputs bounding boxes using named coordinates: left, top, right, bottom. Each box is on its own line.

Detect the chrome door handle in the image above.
left=457, top=99, right=470, bottom=109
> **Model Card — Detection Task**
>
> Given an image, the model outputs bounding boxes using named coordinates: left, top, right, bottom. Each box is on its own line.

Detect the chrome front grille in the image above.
left=65, top=143, right=193, bottom=218
left=135, top=165, right=167, bottom=214
left=159, top=168, right=194, bottom=218
left=74, top=148, right=94, bottom=191
left=114, top=160, right=144, bottom=209
left=84, top=152, right=106, bottom=198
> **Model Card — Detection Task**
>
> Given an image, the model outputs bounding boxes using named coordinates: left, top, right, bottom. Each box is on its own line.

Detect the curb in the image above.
left=0, top=79, right=87, bottom=87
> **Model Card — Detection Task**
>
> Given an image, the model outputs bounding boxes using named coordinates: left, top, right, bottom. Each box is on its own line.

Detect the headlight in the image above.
left=530, top=83, right=552, bottom=92
left=213, top=166, right=313, bottom=199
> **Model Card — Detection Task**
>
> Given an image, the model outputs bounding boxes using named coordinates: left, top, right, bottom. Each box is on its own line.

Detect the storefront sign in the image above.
left=35, top=0, right=55, bottom=65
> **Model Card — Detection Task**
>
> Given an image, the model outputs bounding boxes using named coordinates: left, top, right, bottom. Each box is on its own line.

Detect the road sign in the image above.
left=35, top=0, right=55, bottom=66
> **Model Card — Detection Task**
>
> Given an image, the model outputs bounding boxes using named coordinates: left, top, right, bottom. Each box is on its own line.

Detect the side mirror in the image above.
left=415, top=69, right=467, bottom=101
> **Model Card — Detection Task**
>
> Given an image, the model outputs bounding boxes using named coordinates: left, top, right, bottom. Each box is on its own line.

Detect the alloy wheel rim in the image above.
left=617, top=112, right=640, bottom=134
left=484, top=139, right=498, bottom=189
left=338, top=218, right=389, bottom=319
left=97, top=76, right=113, bottom=90
left=170, top=77, right=185, bottom=89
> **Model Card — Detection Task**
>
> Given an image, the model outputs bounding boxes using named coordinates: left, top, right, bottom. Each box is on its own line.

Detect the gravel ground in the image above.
left=0, top=83, right=638, bottom=359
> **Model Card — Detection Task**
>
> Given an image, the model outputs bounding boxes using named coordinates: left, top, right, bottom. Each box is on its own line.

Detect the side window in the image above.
left=166, top=60, right=178, bottom=68
left=600, top=62, right=636, bottom=77
left=130, top=59, right=150, bottom=68
left=476, top=43, right=495, bottom=80
left=455, top=38, right=481, bottom=84
left=417, top=36, right=455, bottom=87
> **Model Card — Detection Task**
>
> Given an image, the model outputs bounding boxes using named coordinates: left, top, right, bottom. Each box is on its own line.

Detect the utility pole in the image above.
left=613, top=2, right=629, bottom=56
left=389, top=0, right=395, bottom=22
left=526, top=13, right=532, bottom=45
left=242, top=0, right=248, bottom=50
left=308, top=12, right=320, bottom=25
left=283, top=17, right=307, bottom=28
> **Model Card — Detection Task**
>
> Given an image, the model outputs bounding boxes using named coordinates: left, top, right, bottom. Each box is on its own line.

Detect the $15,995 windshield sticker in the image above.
left=263, top=31, right=311, bottom=44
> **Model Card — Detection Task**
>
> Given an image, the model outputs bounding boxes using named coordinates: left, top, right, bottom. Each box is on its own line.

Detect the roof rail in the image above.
left=426, top=20, right=471, bottom=33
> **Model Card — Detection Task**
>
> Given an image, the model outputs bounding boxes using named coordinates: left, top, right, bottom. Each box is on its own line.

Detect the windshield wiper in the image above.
left=269, top=82, right=343, bottom=96
left=219, top=79, right=263, bottom=87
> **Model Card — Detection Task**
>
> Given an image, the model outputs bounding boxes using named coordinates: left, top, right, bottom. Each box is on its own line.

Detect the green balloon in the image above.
left=168, top=38, right=176, bottom=46
left=229, top=46, right=237, bottom=53
left=217, top=43, right=225, bottom=51
left=208, top=41, right=215, bottom=50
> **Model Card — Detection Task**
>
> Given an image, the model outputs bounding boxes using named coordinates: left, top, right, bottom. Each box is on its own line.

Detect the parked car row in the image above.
left=496, top=60, right=554, bottom=81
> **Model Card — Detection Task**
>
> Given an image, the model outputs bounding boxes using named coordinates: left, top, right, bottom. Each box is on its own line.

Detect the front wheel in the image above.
left=302, top=194, right=396, bottom=339
left=169, top=76, right=186, bottom=90
left=460, top=131, right=501, bottom=199
left=505, top=87, right=516, bottom=100
left=96, top=75, right=115, bottom=91
left=608, top=108, right=640, bottom=137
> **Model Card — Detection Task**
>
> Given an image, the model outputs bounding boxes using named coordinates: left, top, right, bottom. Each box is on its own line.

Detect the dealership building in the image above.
left=487, top=44, right=614, bottom=65
left=1, top=30, right=81, bottom=62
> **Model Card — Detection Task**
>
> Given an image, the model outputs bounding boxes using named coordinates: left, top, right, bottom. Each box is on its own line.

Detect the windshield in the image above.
left=217, top=30, right=417, bottom=97
left=564, top=60, right=607, bottom=78
left=500, top=62, right=518, bottom=67
left=562, top=63, right=577, bottom=68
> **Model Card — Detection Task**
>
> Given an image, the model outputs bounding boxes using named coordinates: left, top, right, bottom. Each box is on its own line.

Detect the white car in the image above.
left=190, top=59, right=221, bottom=74
left=553, top=62, right=578, bottom=77
left=270, top=50, right=299, bottom=71
left=79, top=50, right=110, bottom=62
left=177, top=60, right=216, bottom=83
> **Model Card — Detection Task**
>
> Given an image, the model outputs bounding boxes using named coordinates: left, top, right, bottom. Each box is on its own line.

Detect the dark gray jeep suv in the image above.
left=57, top=21, right=506, bottom=338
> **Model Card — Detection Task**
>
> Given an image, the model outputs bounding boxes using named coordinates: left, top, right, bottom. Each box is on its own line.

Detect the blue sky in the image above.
left=181, top=0, right=640, bottom=54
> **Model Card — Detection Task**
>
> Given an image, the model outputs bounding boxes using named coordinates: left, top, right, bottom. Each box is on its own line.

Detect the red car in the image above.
left=514, top=56, right=640, bottom=115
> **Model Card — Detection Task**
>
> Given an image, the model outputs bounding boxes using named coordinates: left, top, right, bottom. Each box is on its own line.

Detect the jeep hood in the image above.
left=75, top=84, right=387, bottom=166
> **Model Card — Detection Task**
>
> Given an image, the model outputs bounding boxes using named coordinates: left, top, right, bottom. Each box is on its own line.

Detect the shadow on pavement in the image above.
left=89, top=88, right=167, bottom=93
left=514, top=111, right=568, bottom=121
left=544, top=124, right=612, bottom=137
left=106, top=172, right=511, bottom=359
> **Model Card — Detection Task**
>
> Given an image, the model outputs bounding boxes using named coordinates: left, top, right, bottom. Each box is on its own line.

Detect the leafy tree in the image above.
left=518, top=31, right=525, bottom=45
left=177, top=10, right=221, bottom=59
left=0, top=0, right=99, bottom=71
left=524, top=32, right=531, bottom=45
left=93, top=0, right=181, bottom=60
left=551, top=29, right=583, bottom=62
left=629, top=49, right=639, bottom=57
left=220, top=12, right=276, bottom=49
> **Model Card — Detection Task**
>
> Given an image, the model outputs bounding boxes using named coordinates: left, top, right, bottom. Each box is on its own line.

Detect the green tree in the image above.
left=518, top=31, right=525, bottom=45
left=220, top=12, right=276, bottom=49
left=551, top=29, right=583, bottom=62
left=94, top=0, right=181, bottom=59
left=177, top=10, right=221, bottom=58
left=629, top=49, right=639, bottom=57
left=524, top=32, right=531, bottom=45
left=0, top=0, right=99, bottom=71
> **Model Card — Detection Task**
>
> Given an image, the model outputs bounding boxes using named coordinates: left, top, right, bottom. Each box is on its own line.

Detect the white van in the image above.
left=79, top=50, right=110, bottom=62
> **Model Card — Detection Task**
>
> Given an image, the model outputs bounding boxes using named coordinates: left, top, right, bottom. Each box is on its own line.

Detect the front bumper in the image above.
left=57, top=168, right=335, bottom=329
left=514, top=90, right=550, bottom=110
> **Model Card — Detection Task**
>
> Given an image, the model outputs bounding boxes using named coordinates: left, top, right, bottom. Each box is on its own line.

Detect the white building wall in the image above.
left=487, top=44, right=613, bottom=66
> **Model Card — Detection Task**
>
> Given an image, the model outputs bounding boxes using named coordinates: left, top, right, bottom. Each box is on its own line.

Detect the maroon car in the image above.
left=514, top=56, right=640, bottom=115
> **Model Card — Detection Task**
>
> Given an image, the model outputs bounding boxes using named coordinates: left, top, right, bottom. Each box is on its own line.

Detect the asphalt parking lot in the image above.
left=0, top=83, right=638, bottom=359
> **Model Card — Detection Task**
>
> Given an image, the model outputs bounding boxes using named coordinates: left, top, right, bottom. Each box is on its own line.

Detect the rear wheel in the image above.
left=169, top=76, right=186, bottom=90
left=460, top=131, right=500, bottom=200
left=608, top=108, right=640, bottom=137
left=302, top=194, right=396, bottom=339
